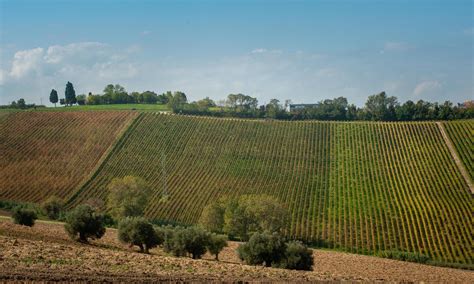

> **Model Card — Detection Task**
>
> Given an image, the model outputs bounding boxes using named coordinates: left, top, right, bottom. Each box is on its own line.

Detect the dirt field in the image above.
left=0, top=219, right=472, bottom=283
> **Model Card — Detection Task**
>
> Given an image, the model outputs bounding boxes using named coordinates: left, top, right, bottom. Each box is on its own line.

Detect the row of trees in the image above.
left=177, top=92, right=474, bottom=121
left=10, top=176, right=313, bottom=271
left=44, top=82, right=472, bottom=121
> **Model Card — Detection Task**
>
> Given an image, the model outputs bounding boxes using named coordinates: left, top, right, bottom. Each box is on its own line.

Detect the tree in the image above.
left=17, top=98, right=26, bottom=109
left=277, top=240, right=314, bottom=270
left=41, top=196, right=63, bottom=220
left=237, top=231, right=286, bottom=267
left=141, top=91, right=158, bottom=104
left=223, top=194, right=288, bottom=241
left=364, top=91, right=398, bottom=121
left=65, top=81, right=77, bottom=106
left=199, top=201, right=226, bottom=233
left=76, top=94, right=87, bottom=105
left=106, top=176, right=151, bottom=220
left=118, top=217, right=163, bottom=253
left=207, top=233, right=228, bottom=260
left=196, top=97, right=216, bottom=109
left=49, top=89, right=58, bottom=107
left=64, top=205, right=105, bottom=242
left=180, top=226, right=211, bottom=259
left=265, top=99, right=283, bottom=118
left=168, top=91, right=188, bottom=111
left=12, top=207, right=37, bottom=227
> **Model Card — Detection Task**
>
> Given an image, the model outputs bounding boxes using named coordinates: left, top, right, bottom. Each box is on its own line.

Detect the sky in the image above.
left=0, top=0, right=472, bottom=106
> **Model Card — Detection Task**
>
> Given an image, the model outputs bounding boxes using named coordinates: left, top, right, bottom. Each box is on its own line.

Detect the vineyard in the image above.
left=443, top=120, right=474, bottom=181
left=69, top=113, right=473, bottom=266
left=0, top=111, right=137, bottom=202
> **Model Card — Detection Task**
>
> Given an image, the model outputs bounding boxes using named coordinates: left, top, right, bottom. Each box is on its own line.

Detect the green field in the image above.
left=1, top=111, right=472, bottom=266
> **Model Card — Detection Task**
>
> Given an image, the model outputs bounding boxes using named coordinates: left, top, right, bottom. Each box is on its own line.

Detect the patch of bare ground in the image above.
left=0, top=219, right=472, bottom=283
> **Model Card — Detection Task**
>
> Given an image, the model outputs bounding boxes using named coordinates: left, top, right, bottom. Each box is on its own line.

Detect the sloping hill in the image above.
left=71, top=113, right=472, bottom=265
left=0, top=111, right=138, bottom=202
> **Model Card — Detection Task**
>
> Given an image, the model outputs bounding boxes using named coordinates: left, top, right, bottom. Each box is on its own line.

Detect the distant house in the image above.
left=289, top=104, right=318, bottom=112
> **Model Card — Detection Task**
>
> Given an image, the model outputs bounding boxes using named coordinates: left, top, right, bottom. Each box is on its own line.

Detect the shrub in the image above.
left=12, top=207, right=37, bottom=227
left=159, top=225, right=180, bottom=254
left=64, top=205, right=105, bottom=242
left=118, top=217, right=163, bottom=253
left=41, top=196, right=63, bottom=220
left=207, top=233, right=228, bottom=260
left=237, top=231, right=286, bottom=267
left=277, top=240, right=314, bottom=270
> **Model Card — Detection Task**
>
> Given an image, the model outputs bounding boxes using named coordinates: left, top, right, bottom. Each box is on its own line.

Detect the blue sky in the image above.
left=0, top=0, right=472, bottom=106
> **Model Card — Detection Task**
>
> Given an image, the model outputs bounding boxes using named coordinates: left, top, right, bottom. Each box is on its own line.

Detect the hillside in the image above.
left=1, top=218, right=473, bottom=282
left=0, top=111, right=137, bottom=202
left=0, top=111, right=472, bottom=266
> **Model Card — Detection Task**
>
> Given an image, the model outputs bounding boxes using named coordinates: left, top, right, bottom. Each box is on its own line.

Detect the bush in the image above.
left=118, top=217, right=163, bottom=253
left=64, top=205, right=105, bottom=242
left=41, top=196, right=63, bottom=220
left=159, top=225, right=180, bottom=254
left=12, top=207, right=37, bottom=227
left=207, top=233, right=228, bottom=260
left=237, top=231, right=286, bottom=267
left=277, top=240, right=313, bottom=270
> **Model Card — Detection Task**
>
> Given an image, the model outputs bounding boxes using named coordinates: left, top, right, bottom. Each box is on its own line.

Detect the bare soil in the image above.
left=0, top=219, right=472, bottom=283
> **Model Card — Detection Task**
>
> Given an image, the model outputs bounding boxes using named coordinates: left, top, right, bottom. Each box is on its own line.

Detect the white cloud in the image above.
left=0, top=42, right=139, bottom=104
left=141, top=30, right=151, bottom=36
left=413, top=80, right=442, bottom=97
left=9, top=47, right=44, bottom=78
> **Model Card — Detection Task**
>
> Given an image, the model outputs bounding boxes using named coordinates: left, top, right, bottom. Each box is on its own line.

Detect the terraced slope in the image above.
left=443, top=120, right=474, bottom=181
left=0, top=111, right=137, bottom=202
left=73, top=114, right=472, bottom=265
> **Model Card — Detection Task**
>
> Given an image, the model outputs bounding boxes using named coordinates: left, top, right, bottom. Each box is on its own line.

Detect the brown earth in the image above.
left=0, top=218, right=472, bottom=283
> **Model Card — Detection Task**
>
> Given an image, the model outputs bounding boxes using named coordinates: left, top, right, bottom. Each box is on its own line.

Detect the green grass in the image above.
left=70, top=114, right=472, bottom=266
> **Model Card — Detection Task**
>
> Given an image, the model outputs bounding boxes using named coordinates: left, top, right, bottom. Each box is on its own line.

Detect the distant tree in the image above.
left=12, top=207, right=37, bottom=227
left=196, top=97, right=216, bottom=109
left=168, top=91, right=188, bottom=111
left=106, top=176, right=151, bottom=220
left=64, top=205, right=105, bottom=242
left=76, top=94, right=87, bottom=105
left=59, top=98, right=66, bottom=106
left=141, top=91, right=158, bottom=104
left=49, top=89, right=58, bottom=107
left=65, top=81, right=77, bottom=106
left=17, top=98, right=26, bottom=109
left=364, top=91, right=398, bottom=121
left=118, top=217, right=163, bottom=253
left=41, top=196, right=63, bottom=220
left=265, top=99, right=283, bottom=118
